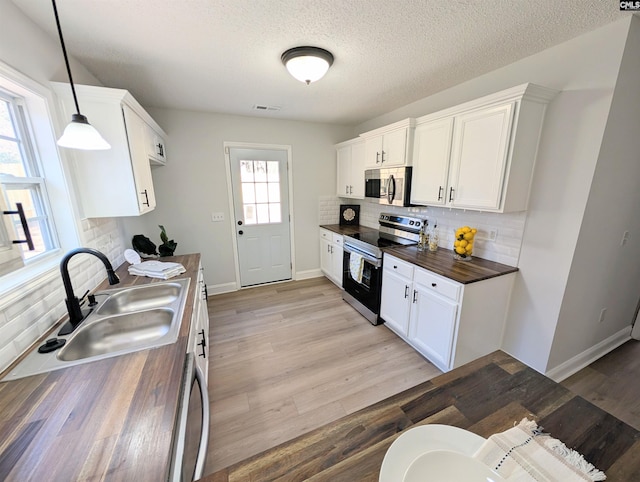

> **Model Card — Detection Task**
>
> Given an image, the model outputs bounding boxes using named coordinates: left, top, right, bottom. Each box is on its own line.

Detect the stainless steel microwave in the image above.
left=364, top=167, right=413, bottom=207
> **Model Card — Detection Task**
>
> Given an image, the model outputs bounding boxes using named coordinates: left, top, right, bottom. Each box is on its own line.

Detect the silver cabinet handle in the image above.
left=376, top=152, right=380, bottom=164
left=413, top=290, right=418, bottom=303
left=404, top=285, right=409, bottom=299
left=449, top=187, right=454, bottom=202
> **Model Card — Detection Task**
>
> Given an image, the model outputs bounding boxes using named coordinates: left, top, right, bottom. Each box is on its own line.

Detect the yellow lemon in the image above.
left=462, top=226, right=471, bottom=233
left=459, top=239, right=468, bottom=248
left=471, top=228, right=477, bottom=234
left=454, top=240, right=460, bottom=247
left=463, top=232, right=474, bottom=240
left=455, top=246, right=466, bottom=255
left=465, top=245, right=473, bottom=253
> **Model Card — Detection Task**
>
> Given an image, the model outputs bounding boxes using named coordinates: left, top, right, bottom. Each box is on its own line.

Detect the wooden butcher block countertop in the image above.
left=383, top=245, right=518, bottom=284
left=0, top=253, right=201, bottom=481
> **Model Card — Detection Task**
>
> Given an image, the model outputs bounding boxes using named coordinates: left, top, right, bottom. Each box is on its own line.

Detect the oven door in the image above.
left=342, top=246, right=383, bottom=323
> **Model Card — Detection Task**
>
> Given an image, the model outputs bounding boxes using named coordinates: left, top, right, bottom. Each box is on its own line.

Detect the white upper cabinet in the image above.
left=336, top=138, right=365, bottom=199
left=411, top=83, right=557, bottom=212
left=51, top=82, right=167, bottom=217
left=360, top=118, right=415, bottom=168
left=410, top=117, right=454, bottom=206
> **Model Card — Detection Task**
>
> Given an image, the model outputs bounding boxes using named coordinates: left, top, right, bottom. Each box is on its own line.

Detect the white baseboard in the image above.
left=545, top=326, right=632, bottom=382
left=296, top=268, right=323, bottom=280
left=206, top=282, right=237, bottom=296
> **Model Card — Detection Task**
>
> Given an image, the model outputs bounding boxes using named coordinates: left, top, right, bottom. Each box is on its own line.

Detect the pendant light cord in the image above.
left=52, top=0, right=81, bottom=115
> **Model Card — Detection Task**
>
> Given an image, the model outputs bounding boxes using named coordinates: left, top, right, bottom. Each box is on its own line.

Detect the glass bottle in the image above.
left=428, top=223, right=439, bottom=252
left=418, top=221, right=428, bottom=251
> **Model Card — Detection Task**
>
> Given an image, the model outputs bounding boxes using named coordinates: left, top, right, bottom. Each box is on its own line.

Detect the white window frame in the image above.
left=0, top=60, right=81, bottom=295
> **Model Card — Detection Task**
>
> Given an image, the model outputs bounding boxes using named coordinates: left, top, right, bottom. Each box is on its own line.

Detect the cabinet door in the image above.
left=380, top=269, right=412, bottom=337
left=330, top=243, right=343, bottom=287
left=448, top=103, right=514, bottom=210
left=364, top=136, right=383, bottom=168
left=122, top=105, right=156, bottom=214
left=147, top=125, right=167, bottom=165
left=350, top=141, right=366, bottom=198
left=411, top=118, right=453, bottom=205
left=320, top=237, right=332, bottom=277
left=409, top=285, right=458, bottom=371
left=336, top=146, right=352, bottom=197
left=380, top=129, right=407, bottom=167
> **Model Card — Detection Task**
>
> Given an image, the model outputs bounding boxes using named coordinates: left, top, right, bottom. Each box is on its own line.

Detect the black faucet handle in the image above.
left=88, top=294, right=97, bottom=307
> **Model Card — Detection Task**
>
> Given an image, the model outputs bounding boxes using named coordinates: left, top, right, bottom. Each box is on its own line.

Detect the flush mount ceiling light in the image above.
left=51, top=0, right=110, bottom=150
left=281, top=46, right=334, bottom=85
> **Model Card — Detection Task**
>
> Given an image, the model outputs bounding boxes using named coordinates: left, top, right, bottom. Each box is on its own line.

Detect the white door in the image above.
left=229, top=147, right=292, bottom=287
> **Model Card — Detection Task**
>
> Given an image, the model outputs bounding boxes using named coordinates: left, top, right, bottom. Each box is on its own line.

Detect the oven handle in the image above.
left=194, top=364, right=210, bottom=480
left=343, top=245, right=382, bottom=268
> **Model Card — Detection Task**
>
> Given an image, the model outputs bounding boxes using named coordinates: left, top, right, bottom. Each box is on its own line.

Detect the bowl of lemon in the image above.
left=453, top=226, right=477, bottom=261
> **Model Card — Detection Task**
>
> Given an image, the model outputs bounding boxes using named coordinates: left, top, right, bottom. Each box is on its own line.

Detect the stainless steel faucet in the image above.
left=58, top=248, right=120, bottom=336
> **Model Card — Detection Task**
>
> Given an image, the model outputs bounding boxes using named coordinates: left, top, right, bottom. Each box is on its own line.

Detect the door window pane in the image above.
left=238, top=159, right=284, bottom=225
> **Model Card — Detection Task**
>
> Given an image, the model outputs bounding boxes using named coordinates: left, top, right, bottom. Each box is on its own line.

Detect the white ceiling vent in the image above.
left=252, top=104, right=282, bottom=112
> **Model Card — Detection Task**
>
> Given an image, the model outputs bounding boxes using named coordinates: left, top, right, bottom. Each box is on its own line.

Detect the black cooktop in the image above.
left=347, top=231, right=416, bottom=248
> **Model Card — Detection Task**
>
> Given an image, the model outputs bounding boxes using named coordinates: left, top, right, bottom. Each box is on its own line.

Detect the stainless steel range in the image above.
left=342, top=213, right=423, bottom=325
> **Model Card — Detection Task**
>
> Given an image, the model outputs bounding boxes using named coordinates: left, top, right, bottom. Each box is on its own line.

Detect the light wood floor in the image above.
left=561, top=338, right=640, bottom=431
left=203, top=277, right=441, bottom=473
left=203, top=276, right=640, bottom=475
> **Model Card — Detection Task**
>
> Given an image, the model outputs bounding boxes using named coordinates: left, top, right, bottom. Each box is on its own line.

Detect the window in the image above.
left=0, top=90, right=57, bottom=262
left=239, top=160, right=282, bottom=224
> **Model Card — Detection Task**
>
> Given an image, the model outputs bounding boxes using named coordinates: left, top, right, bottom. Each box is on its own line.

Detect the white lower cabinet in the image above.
left=380, top=253, right=514, bottom=372
left=191, top=264, right=210, bottom=382
left=319, top=228, right=343, bottom=287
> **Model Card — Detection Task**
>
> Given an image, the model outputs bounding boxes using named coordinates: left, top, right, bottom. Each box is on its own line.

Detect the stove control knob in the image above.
left=409, top=220, right=415, bottom=225
left=415, top=221, right=420, bottom=227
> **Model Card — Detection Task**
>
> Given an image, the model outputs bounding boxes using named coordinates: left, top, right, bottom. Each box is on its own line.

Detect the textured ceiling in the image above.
left=12, top=0, right=629, bottom=125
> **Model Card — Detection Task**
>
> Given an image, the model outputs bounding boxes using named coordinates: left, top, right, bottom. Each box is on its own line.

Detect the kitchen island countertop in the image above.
left=0, top=253, right=202, bottom=481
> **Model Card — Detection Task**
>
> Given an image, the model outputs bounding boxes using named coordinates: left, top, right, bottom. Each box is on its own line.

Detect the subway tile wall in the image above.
left=0, top=218, right=125, bottom=373
left=328, top=196, right=526, bottom=267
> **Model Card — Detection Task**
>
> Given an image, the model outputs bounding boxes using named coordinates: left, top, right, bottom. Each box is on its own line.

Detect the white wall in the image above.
left=120, top=109, right=353, bottom=290
left=354, top=17, right=633, bottom=373
left=548, top=16, right=640, bottom=370
left=0, top=1, right=126, bottom=372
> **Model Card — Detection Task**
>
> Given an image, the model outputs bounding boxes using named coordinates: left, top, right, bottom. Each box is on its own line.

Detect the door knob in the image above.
left=237, top=220, right=243, bottom=226
left=238, top=230, right=244, bottom=235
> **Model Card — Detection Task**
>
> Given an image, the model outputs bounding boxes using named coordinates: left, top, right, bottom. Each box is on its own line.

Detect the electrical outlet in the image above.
left=211, top=212, right=225, bottom=222
left=475, top=229, right=497, bottom=241
left=599, top=308, right=607, bottom=323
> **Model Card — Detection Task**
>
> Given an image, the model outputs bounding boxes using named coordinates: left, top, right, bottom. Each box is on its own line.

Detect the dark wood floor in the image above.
left=204, top=276, right=640, bottom=476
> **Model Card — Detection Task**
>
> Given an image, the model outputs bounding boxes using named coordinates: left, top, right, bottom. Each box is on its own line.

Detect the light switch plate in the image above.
left=211, top=212, right=225, bottom=222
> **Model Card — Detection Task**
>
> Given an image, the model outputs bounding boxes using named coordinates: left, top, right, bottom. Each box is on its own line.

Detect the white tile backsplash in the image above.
left=0, top=217, right=125, bottom=373
left=332, top=198, right=526, bottom=266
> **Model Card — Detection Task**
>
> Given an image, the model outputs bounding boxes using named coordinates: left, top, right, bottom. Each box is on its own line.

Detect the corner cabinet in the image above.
left=360, top=118, right=415, bottom=168
left=320, top=228, right=343, bottom=287
left=335, top=138, right=365, bottom=199
left=51, top=82, right=168, bottom=217
left=380, top=253, right=515, bottom=372
left=410, top=83, right=557, bottom=212
left=191, top=264, right=210, bottom=382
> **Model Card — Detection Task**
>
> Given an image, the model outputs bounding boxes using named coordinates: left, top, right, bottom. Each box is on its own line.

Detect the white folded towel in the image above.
left=349, top=252, right=364, bottom=283
left=128, top=260, right=186, bottom=280
left=473, top=418, right=606, bottom=481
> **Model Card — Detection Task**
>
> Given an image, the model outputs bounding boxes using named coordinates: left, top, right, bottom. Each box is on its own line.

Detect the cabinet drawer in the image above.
left=383, top=254, right=414, bottom=279
left=414, top=268, right=461, bottom=301
left=332, top=234, right=343, bottom=246
left=320, top=228, right=331, bottom=240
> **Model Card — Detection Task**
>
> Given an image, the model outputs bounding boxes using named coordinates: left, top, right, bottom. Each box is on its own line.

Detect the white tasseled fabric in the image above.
left=473, top=418, right=606, bottom=481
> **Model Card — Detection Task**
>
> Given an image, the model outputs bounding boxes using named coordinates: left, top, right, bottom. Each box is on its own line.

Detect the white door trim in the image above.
left=223, top=141, right=296, bottom=290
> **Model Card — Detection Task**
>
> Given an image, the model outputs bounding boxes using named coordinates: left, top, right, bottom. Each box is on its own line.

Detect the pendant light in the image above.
left=281, top=46, right=334, bottom=85
left=52, top=0, right=110, bottom=150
